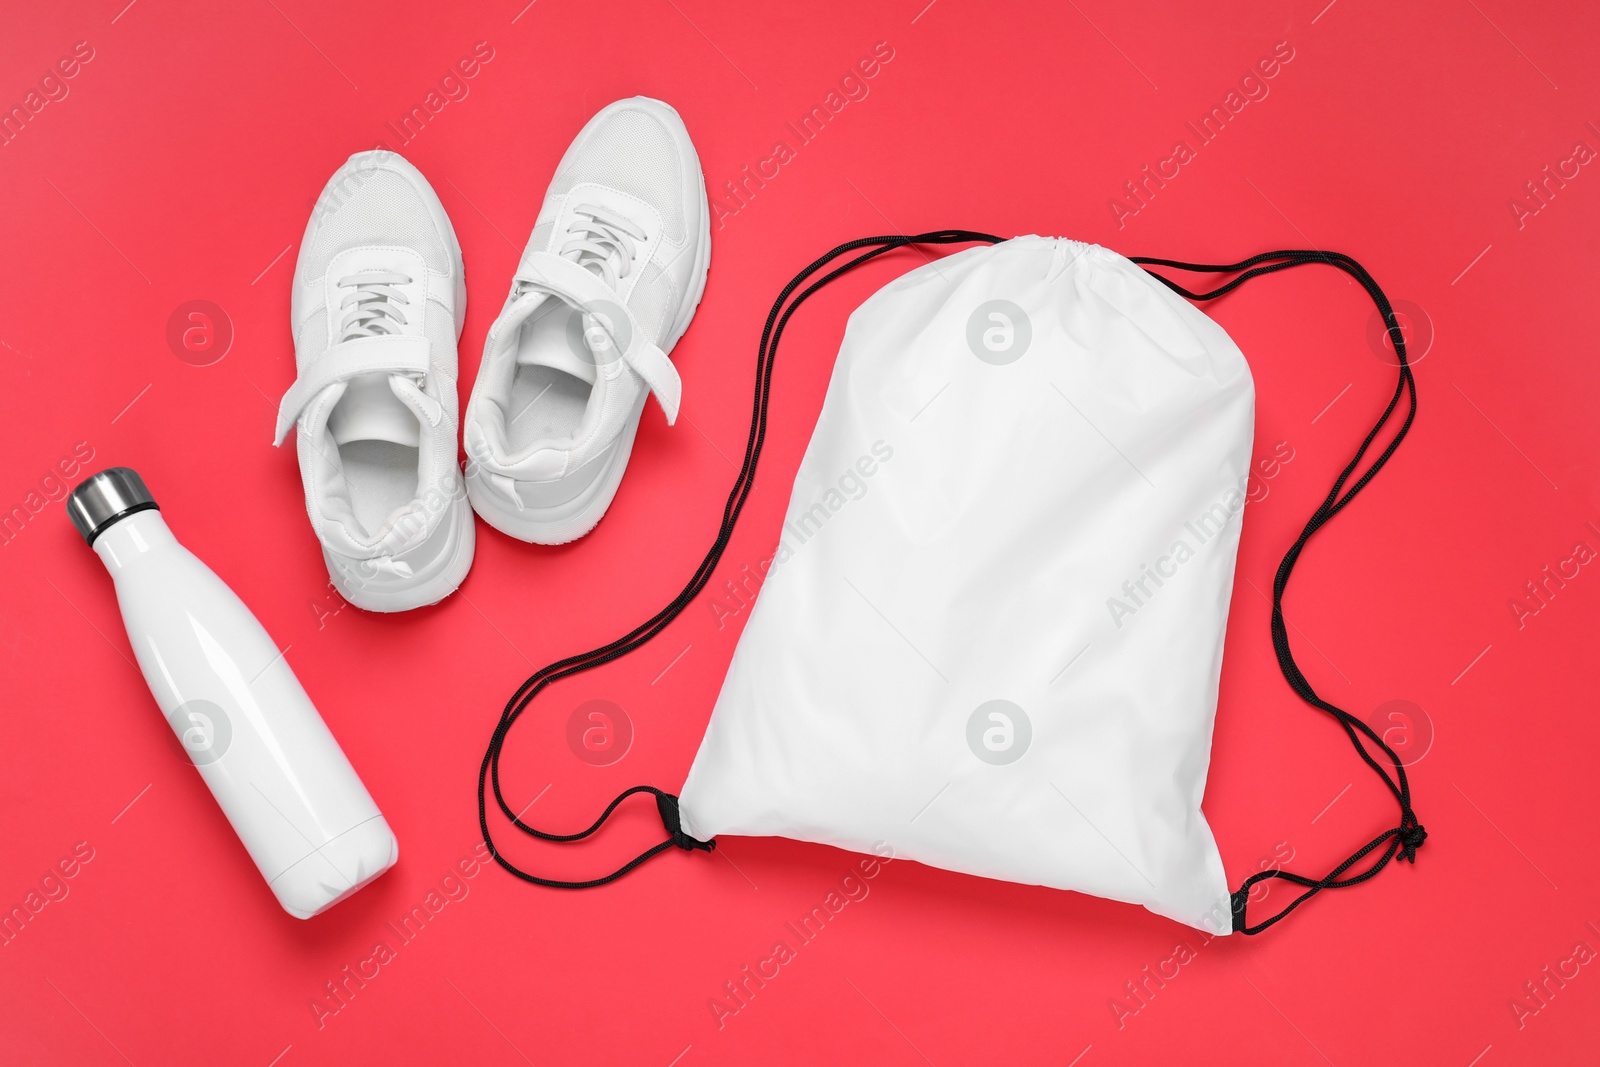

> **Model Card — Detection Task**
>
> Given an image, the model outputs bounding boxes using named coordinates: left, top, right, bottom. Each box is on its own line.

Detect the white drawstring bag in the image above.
left=478, top=232, right=1425, bottom=937
left=680, top=236, right=1250, bottom=933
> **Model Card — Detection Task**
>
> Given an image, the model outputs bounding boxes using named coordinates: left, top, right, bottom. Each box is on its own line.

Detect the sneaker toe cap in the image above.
left=304, top=152, right=454, bottom=273
left=552, top=98, right=701, bottom=245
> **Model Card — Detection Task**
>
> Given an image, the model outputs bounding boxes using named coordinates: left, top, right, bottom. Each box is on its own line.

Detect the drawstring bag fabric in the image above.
left=681, top=235, right=1249, bottom=934
left=476, top=232, right=1424, bottom=936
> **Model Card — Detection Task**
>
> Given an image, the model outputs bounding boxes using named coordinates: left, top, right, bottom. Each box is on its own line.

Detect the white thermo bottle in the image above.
left=68, top=467, right=398, bottom=919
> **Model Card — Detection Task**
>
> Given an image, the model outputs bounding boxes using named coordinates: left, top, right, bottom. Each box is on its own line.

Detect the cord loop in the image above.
left=657, top=793, right=715, bottom=852
left=1135, top=249, right=1424, bottom=935
left=1399, top=822, right=1428, bottom=863
left=476, top=231, right=1006, bottom=890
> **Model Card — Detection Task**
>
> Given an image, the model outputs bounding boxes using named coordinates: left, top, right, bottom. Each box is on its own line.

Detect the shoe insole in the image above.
left=341, top=440, right=420, bottom=539
left=507, top=366, right=591, bottom=451
left=330, top=375, right=421, bottom=448
left=327, top=374, right=423, bottom=540
left=507, top=306, right=595, bottom=451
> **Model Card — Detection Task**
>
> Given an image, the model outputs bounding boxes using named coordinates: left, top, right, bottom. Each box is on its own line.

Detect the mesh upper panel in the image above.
left=528, top=219, right=557, bottom=256
left=308, top=169, right=450, bottom=272
left=551, top=108, right=686, bottom=243
left=630, top=261, right=675, bottom=343
left=295, top=307, right=328, bottom=371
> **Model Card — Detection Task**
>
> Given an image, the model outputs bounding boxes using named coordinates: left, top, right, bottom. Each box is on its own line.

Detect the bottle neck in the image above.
left=92, top=509, right=178, bottom=577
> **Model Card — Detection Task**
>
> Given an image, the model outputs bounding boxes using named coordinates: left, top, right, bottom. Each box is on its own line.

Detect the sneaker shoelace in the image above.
left=331, top=269, right=436, bottom=414
left=557, top=205, right=647, bottom=290
left=330, top=271, right=441, bottom=565
left=337, top=271, right=412, bottom=340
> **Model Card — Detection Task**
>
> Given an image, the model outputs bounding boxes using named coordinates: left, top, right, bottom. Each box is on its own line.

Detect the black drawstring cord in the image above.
left=478, top=236, right=1424, bottom=932
left=476, top=231, right=1006, bottom=888
left=1131, top=250, right=1424, bottom=934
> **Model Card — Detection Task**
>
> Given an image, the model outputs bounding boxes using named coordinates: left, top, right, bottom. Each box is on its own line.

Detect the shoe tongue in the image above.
left=516, top=334, right=598, bottom=385
left=511, top=282, right=613, bottom=387
left=327, top=373, right=422, bottom=447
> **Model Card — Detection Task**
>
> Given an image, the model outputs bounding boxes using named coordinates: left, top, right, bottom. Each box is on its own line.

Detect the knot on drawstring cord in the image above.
left=1229, top=886, right=1251, bottom=933
left=656, top=792, right=716, bottom=853
left=1398, top=819, right=1427, bottom=863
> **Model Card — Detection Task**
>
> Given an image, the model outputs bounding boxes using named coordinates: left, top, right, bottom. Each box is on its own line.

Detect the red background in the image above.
left=2, top=1, right=1597, bottom=1063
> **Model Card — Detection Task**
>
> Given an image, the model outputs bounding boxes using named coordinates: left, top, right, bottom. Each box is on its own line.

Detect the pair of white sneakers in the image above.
left=273, top=98, right=710, bottom=611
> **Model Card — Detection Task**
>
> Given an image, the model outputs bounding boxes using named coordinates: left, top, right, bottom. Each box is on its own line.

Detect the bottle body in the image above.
left=94, top=509, right=397, bottom=918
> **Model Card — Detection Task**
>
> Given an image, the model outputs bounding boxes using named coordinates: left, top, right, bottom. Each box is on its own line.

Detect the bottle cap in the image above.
left=67, top=468, right=159, bottom=545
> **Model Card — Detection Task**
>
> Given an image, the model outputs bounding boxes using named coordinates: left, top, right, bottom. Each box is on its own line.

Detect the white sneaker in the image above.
left=273, top=150, right=475, bottom=612
left=463, top=97, right=711, bottom=544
